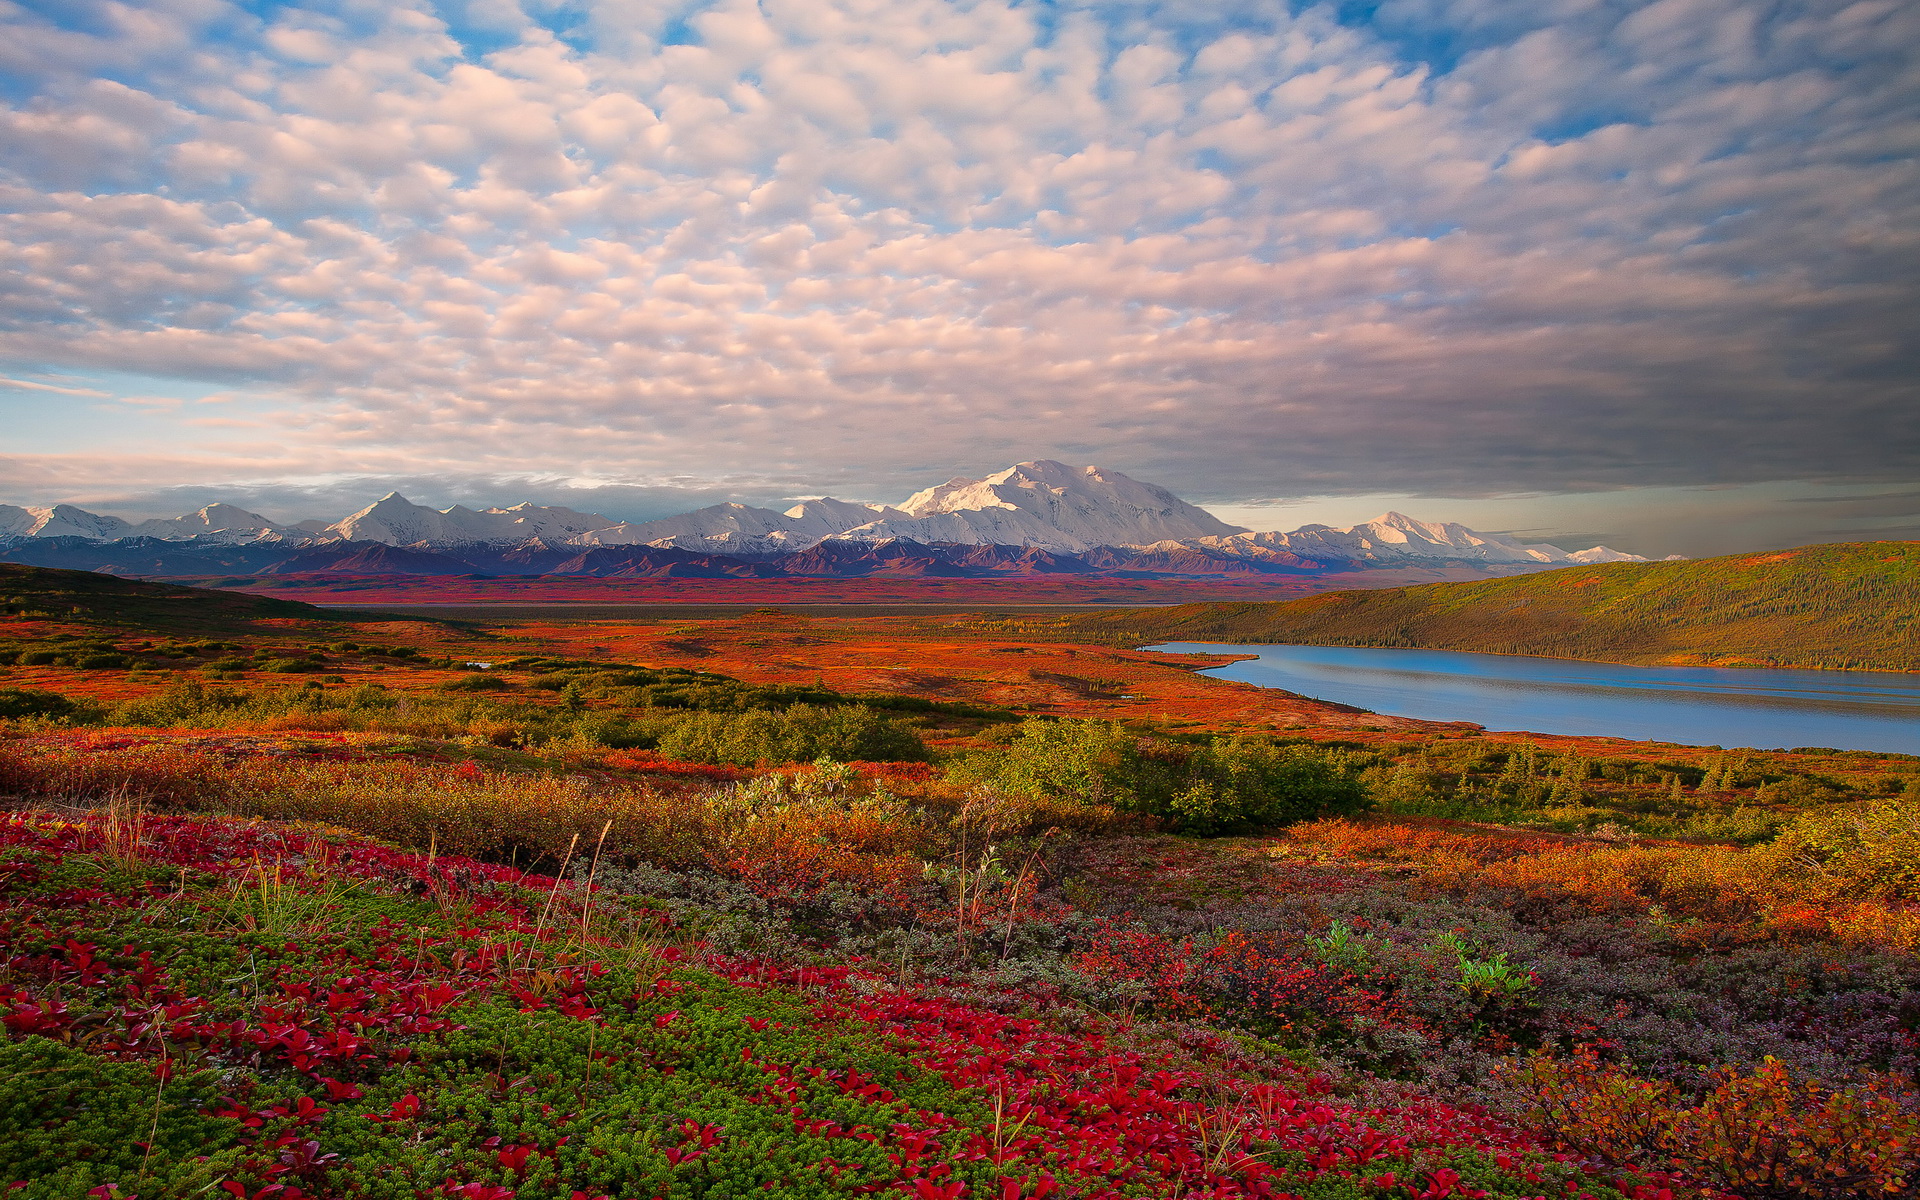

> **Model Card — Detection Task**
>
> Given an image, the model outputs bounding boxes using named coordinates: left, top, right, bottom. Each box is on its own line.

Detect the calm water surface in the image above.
left=1146, top=643, right=1920, bottom=754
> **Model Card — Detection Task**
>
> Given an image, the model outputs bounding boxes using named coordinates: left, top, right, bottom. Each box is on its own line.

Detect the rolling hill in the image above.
left=0, top=562, right=395, bottom=634
left=1065, top=541, right=1920, bottom=672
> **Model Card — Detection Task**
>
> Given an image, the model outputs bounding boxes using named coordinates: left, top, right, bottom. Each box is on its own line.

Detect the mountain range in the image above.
left=0, top=461, right=1654, bottom=580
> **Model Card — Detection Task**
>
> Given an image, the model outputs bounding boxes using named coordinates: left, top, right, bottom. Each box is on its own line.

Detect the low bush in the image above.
left=1277, top=816, right=1920, bottom=951
left=20, top=678, right=935, bottom=765
left=0, top=739, right=932, bottom=906
left=955, top=720, right=1367, bottom=833
left=653, top=703, right=927, bottom=766
left=1769, top=797, right=1920, bottom=901
left=1500, top=1047, right=1920, bottom=1198
left=0, top=688, right=83, bottom=722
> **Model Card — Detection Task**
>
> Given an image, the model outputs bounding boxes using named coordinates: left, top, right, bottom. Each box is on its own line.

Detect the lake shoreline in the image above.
left=1147, top=641, right=1920, bottom=756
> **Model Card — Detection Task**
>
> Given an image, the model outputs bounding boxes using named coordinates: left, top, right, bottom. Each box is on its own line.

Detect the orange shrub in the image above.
left=1280, top=817, right=1920, bottom=951
left=1502, top=1047, right=1920, bottom=1199
left=0, top=735, right=239, bottom=805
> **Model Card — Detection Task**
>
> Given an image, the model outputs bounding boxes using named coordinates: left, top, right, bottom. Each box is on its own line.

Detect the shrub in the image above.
left=1501, top=1047, right=1920, bottom=1199
left=1278, top=817, right=1920, bottom=952
left=1174, top=737, right=1370, bottom=833
left=1770, top=798, right=1920, bottom=901
left=961, top=721, right=1367, bottom=834
left=653, top=703, right=927, bottom=765
left=0, top=688, right=81, bottom=722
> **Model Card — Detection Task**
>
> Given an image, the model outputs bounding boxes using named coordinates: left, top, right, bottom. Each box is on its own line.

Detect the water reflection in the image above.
left=1146, top=643, right=1920, bottom=754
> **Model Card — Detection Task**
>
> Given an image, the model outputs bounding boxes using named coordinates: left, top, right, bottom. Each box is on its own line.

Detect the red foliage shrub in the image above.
left=1502, top=1046, right=1920, bottom=1198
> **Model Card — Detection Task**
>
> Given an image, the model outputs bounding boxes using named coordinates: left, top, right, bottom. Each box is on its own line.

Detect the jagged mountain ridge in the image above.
left=1146, top=512, right=1647, bottom=568
left=0, top=461, right=1650, bottom=570
left=0, top=533, right=1637, bottom=582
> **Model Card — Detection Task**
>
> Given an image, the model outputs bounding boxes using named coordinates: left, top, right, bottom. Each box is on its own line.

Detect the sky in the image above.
left=0, top=0, right=1916, bottom=558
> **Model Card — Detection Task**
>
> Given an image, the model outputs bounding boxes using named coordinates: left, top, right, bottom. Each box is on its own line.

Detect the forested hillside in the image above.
left=1067, top=541, right=1920, bottom=671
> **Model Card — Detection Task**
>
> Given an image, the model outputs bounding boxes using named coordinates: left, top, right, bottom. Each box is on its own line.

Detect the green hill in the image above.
left=1066, top=541, right=1920, bottom=672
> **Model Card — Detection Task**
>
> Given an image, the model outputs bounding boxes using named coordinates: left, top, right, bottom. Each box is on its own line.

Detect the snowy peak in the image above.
left=324, top=495, right=622, bottom=545
left=0, top=466, right=1652, bottom=569
left=578, top=498, right=898, bottom=555
left=783, top=497, right=901, bottom=526
left=476, top=502, right=622, bottom=542
left=130, top=503, right=294, bottom=541
left=0, top=506, right=35, bottom=539
left=1154, top=513, right=1645, bottom=568
left=0, top=504, right=134, bottom=541
left=326, top=493, right=453, bottom=545
left=867, top=460, right=1248, bottom=551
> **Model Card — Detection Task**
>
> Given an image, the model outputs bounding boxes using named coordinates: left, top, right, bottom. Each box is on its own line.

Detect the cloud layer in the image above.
left=1, top=0, right=1915, bottom=513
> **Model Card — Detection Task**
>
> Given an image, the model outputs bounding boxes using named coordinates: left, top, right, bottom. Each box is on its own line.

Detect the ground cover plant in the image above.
left=4, top=729, right=1917, bottom=1197
left=0, top=806, right=1669, bottom=1200
left=3, top=562, right=1918, bottom=1197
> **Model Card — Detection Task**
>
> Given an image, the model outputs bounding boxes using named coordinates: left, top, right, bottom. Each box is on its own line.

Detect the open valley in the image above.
left=3, top=0, right=1914, bottom=1187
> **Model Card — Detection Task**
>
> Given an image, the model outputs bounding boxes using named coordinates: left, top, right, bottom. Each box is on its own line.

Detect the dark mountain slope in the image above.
left=0, top=536, right=293, bottom=575
left=0, top=563, right=393, bottom=633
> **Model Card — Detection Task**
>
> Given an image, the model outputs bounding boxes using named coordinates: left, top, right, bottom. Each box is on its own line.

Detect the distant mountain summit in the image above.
left=1151, top=512, right=1648, bottom=569
left=569, top=462, right=1248, bottom=555
left=832, top=460, right=1250, bottom=552
left=130, top=503, right=295, bottom=541
left=327, top=493, right=622, bottom=544
left=0, top=463, right=1654, bottom=578
left=578, top=497, right=906, bottom=555
left=0, top=503, right=135, bottom=541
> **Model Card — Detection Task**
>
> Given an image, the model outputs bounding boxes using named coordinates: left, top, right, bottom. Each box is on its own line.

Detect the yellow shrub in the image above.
left=1769, top=799, right=1920, bottom=902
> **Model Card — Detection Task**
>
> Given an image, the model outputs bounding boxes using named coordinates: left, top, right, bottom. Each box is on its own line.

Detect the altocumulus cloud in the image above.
left=0, top=0, right=1915, bottom=510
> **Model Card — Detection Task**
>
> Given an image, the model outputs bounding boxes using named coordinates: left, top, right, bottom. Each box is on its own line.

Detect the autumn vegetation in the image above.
left=1, top=563, right=1916, bottom=1198
left=1062, top=542, right=1920, bottom=672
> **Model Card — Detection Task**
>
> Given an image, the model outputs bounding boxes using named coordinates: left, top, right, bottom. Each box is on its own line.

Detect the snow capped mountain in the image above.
left=129, top=503, right=295, bottom=541
left=1565, top=546, right=1650, bottom=564
left=479, top=501, right=626, bottom=542
left=325, top=494, right=475, bottom=544
left=0, top=466, right=1650, bottom=570
left=831, top=461, right=1248, bottom=552
left=0, top=504, right=133, bottom=541
left=324, top=494, right=623, bottom=545
left=0, top=506, right=33, bottom=539
left=579, top=498, right=901, bottom=555
left=1151, top=512, right=1646, bottom=567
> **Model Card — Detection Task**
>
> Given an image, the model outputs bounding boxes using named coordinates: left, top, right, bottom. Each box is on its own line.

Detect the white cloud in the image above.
left=0, top=0, right=1910, bottom=520
left=0, top=376, right=111, bottom=397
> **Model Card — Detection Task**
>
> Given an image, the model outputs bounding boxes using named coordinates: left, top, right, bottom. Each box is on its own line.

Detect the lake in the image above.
left=1145, top=642, right=1920, bottom=754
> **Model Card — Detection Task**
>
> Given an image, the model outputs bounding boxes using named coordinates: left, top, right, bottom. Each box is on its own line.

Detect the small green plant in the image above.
left=1304, top=920, right=1377, bottom=973
left=1434, top=931, right=1538, bottom=999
